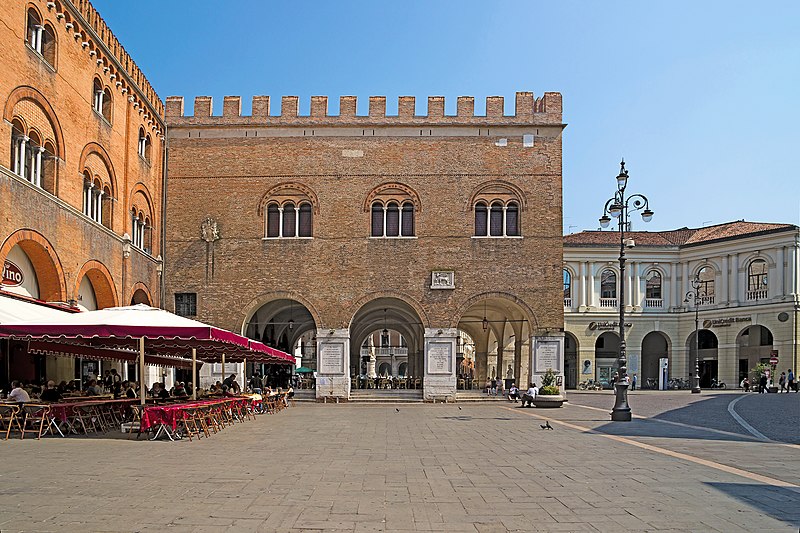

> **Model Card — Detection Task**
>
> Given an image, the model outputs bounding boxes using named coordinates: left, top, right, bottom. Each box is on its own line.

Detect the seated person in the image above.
left=173, top=382, right=188, bottom=398
left=740, top=377, right=750, bottom=392
left=520, top=383, right=538, bottom=407
left=39, top=380, right=62, bottom=402
left=84, top=379, right=103, bottom=396
left=507, top=383, right=520, bottom=402
left=8, top=380, right=31, bottom=402
left=123, top=381, right=138, bottom=398
left=222, top=385, right=236, bottom=397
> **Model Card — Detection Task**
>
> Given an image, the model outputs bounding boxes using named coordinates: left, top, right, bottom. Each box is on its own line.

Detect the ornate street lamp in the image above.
left=599, top=159, right=654, bottom=421
left=684, top=275, right=702, bottom=393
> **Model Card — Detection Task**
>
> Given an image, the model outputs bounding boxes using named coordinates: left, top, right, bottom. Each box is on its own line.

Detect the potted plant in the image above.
left=533, top=368, right=565, bottom=408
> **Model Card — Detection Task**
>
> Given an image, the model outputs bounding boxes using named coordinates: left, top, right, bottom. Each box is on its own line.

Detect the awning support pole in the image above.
left=244, top=357, right=247, bottom=392
left=221, top=353, right=225, bottom=386
left=139, top=336, right=146, bottom=407
left=192, top=347, right=197, bottom=401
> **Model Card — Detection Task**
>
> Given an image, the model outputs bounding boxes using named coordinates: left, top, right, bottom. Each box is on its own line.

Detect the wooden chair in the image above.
left=127, top=405, right=143, bottom=439
left=0, top=404, right=21, bottom=440
left=20, top=404, right=50, bottom=440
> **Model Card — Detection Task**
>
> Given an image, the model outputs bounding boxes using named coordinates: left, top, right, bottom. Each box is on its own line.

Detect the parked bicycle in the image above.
left=645, top=377, right=658, bottom=390
left=578, top=379, right=603, bottom=391
left=710, top=378, right=726, bottom=389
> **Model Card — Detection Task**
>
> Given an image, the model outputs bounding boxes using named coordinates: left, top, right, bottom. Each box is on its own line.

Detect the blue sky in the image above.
left=94, top=0, right=800, bottom=233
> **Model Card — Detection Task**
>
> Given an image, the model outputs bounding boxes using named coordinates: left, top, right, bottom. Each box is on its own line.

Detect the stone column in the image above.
left=513, top=338, right=523, bottom=387
left=625, top=261, right=633, bottom=308
left=423, top=328, right=457, bottom=401
left=788, top=243, right=798, bottom=296
left=776, top=246, right=785, bottom=298
left=578, top=262, right=587, bottom=309
left=682, top=262, right=690, bottom=302
left=730, top=254, right=739, bottom=304
left=587, top=262, right=596, bottom=308
left=316, top=328, right=351, bottom=400
left=721, top=255, right=729, bottom=305
left=671, top=262, right=679, bottom=310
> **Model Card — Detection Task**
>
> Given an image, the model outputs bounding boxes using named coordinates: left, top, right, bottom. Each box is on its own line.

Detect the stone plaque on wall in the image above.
left=430, top=271, right=455, bottom=289
left=532, top=336, right=563, bottom=374
left=319, top=343, right=344, bottom=375
left=427, top=342, right=453, bottom=374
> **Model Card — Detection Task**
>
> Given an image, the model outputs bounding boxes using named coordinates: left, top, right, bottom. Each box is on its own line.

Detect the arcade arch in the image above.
left=641, top=331, right=670, bottom=387
left=594, top=332, right=619, bottom=388
left=736, top=325, right=774, bottom=383
left=564, top=332, right=578, bottom=389
left=455, top=294, right=534, bottom=389
left=349, top=297, right=424, bottom=386
left=74, top=260, right=118, bottom=310
left=687, top=329, right=719, bottom=387
left=0, top=230, right=65, bottom=302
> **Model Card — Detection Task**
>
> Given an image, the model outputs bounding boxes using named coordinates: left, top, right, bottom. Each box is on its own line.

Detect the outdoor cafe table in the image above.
left=141, top=397, right=253, bottom=441
left=48, top=398, right=139, bottom=436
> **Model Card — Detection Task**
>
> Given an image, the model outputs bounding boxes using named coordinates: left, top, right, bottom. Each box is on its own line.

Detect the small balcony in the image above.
left=563, top=298, right=572, bottom=308
left=599, top=298, right=618, bottom=308
left=645, top=298, right=663, bottom=308
left=699, top=295, right=715, bottom=305
left=746, top=289, right=768, bottom=301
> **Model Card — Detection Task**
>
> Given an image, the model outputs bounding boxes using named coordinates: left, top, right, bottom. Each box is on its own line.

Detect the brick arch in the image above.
left=257, top=182, right=320, bottom=216
left=0, top=229, right=66, bottom=302
left=363, top=182, right=422, bottom=212
left=129, top=182, right=155, bottom=217
left=468, top=180, right=527, bottom=211
left=348, top=290, right=430, bottom=330
left=4, top=86, right=65, bottom=160
left=129, top=282, right=153, bottom=305
left=241, top=291, right=324, bottom=335
left=78, top=142, right=117, bottom=197
left=453, top=291, right=540, bottom=333
left=73, top=260, right=118, bottom=309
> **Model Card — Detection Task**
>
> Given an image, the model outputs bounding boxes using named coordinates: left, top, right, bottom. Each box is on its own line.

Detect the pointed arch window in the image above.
left=26, top=9, right=56, bottom=68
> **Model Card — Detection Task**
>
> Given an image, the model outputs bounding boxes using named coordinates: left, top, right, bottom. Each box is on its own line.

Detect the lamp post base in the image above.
left=691, top=387, right=701, bottom=394
left=610, top=382, right=632, bottom=421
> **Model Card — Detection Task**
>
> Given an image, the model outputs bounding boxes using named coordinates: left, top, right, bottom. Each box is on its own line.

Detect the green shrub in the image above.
left=541, top=368, right=557, bottom=388
left=539, top=385, right=560, bottom=396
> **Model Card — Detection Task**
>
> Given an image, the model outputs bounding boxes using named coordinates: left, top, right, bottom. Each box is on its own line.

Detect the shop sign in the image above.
left=2, top=260, right=24, bottom=287
left=702, top=317, right=752, bottom=328
left=588, top=321, right=631, bottom=331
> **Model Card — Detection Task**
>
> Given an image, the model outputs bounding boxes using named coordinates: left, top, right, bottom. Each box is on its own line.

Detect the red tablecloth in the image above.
left=140, top=397, right=251, bottom=431
left=49, top=398, right=138, bottom=422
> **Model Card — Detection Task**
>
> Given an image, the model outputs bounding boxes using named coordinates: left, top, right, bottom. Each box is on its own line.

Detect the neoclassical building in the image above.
left=0, top=0, right=165, bottom=385
left=164, top=92, right=566, bottom=399
left=563, top=221, right=799, bottom=389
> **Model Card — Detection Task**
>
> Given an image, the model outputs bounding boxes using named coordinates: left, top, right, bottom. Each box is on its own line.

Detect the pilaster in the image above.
left=316, top=328, right=350, bottom=400
left=423, top=328, right=457, bottom=401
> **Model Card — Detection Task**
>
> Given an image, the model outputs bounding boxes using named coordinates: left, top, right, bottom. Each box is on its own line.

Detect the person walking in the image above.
left=631, top=373, right=637, bottom=391
left=758, top=373, right=768, bottom=394
left=778, top=371, right=787, bottom=393
left=788, top=369, right=797, bottom=393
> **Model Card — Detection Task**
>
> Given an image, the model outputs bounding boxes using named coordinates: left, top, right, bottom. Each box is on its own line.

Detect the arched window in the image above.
left=26, top=9, right=56, bottom=68
left=506, top=202, right=519, bottom=236
left=266, top=204, right=280, bottom=237
left=747, top=259, right=768, bottom=300
left=102, top=88, right=112, bottom=123
left=563, top=269, right=572, bottom=305
left=385, top=202, right=400, bottom=237
left=92, top=79, right=104, bottom=115
left=698, top=266, right=715, bottom=304
left=101, top=185, right=112, bottom=228
left=645, top=270, right=662, bottom=300
left=489, top=202, right=504, bottom=236
left=371, top=202, right=383, bottom=237
left=474, top=202, right=488, bottom=236
left=137, top=128, right=151, bottom=162
left=401, top=202, right=414, bottom=236
left=261, top=184, right=318, bottom=239
left=601, top=269, right=617, bottom=299
left=370, top=200, right=415, bottom=238
left=298, top=202, right=312, bottom=237
left=282, top=202, right=296, bottom=237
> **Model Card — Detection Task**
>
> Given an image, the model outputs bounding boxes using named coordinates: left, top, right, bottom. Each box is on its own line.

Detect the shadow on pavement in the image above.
left=705, top=482, right=800, bottom=527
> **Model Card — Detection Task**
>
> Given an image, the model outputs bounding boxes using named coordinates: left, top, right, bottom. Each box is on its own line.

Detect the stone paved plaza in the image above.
left=1, top=392, right=798, bottom=532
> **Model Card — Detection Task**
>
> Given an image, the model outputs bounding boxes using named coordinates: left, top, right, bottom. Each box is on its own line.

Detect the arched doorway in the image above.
left=456, top=295, right=534, bottom=390
left=594, top=332, right=619, bottom=388
left=687, top=329, right=718, bottom=387
left=736, top=325, right=774, bottom=383
left=641, top=331, right=670, bottom=387
left=349, top=297, right=424, bottom=392
left=243, top=298, right=317, bottom=389
left=74, top=262, right=118, bottom=311
left=130, top=287, right=152, bottom=305
left=455, top=329, right=477, bottom=389
left=564, top=332, right=579, bottom=389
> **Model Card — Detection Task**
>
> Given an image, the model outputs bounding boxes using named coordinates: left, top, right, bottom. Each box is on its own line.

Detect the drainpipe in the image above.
left=159, top=127, right=168, bottom=308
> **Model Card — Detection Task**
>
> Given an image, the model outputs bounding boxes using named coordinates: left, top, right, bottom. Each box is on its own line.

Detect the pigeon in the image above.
left=545, top=420, right=553, bottom=430
left=395, top=408, right=400, bottom=412
left=539, top=423, right=547, bottom=430
left=458, top=407, right=462, bottom=410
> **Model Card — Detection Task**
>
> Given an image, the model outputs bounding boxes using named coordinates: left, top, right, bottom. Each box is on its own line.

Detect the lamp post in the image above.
left=599, top=159, right=654, bottom=422
left=684, top=275, right=702, bottom=393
